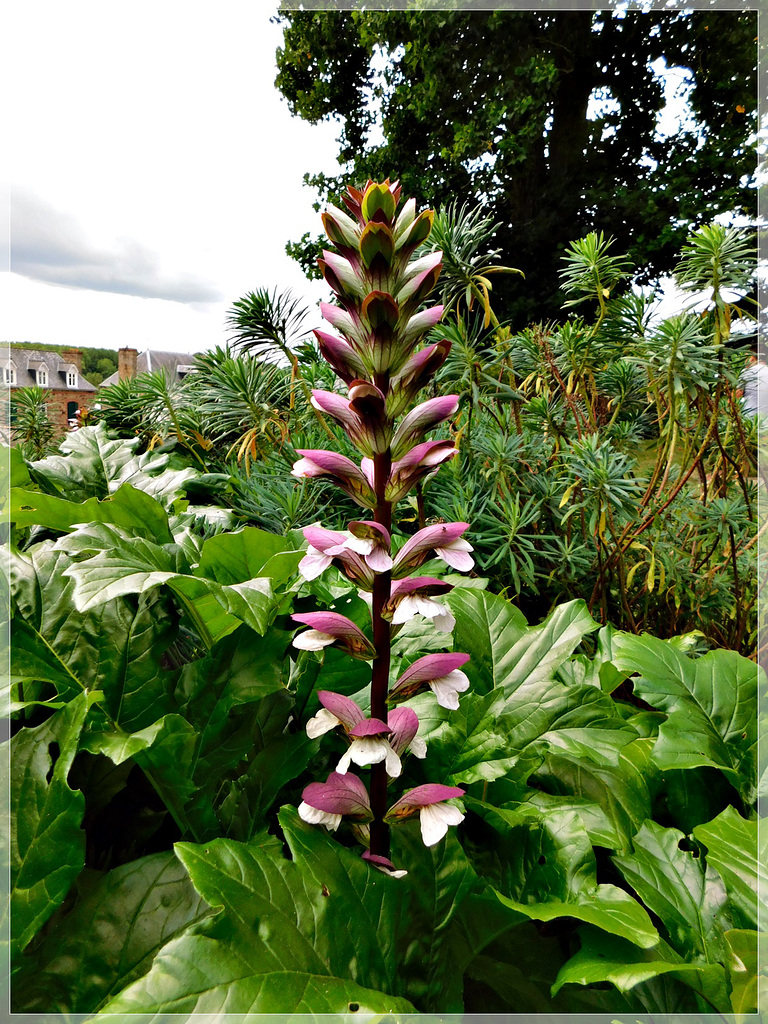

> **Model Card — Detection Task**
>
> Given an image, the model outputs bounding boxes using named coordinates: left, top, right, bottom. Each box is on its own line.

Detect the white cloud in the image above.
left=11, top=190, right=223, bottom=303
left=2, top=0, right=341, bottom=353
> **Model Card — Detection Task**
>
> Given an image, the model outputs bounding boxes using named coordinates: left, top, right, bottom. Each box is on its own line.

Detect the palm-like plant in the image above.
left=188, top=347, right=291, bottom=473
left=11, top=386, right=58, bottom=460
left=93, top=377, right=147, bottom=437
left=227, top=288, right=310, bottom=367
left=226, top=288, right=334, bottom=439
left=560, top=232, right=634, bottom=347
left=417, top=201, right=521, bottom=326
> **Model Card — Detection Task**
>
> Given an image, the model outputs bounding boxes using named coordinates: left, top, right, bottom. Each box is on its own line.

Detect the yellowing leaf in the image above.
left=559, top=481, right=579, bottom=508
left=626, top=562, right=644, bottom=589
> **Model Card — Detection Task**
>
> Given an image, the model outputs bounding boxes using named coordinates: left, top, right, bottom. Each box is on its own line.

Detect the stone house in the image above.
left=2, top=346, right=97, bottom=439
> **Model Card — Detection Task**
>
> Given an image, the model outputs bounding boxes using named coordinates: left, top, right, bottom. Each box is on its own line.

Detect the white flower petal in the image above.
left=335, top=748, right=353, bottom=774
left=432, top=608, right=456, bottom=633
left=306, top=708, right=341, bottom=739
left=430, top=678, right=460, bottom=709
left=391, top=595, right=420, bottom=624
left=384, top=744, right=403, bottom=778
left=291, top=458, right=314, bottom=478
left=370, top=863, right=408, bottom=878
left=366, top=547, right=393, bottom=572
left=419, top=802, right=465, bottom=846
left=436, top=544, right=475, bottom=572
left=408, top=735, right=427, bottom=759
left=298, top=549, right=333, bottom=580
left=416, top=596, right=445, bottom=619
left=393, top=593, right=417, bottom=622
left=298, top=802, right=342, bottom=831
left=340, top=737, right=394, bottom=771
left=293, top=629, right=336, bottom=651
left=344, top=535, right=373, bottom=555
left=430, top=670, right=470, bottom=710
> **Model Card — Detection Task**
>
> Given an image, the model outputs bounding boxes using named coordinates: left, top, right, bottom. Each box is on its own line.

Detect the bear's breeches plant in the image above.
left=291, top=180, right=473, bottom=875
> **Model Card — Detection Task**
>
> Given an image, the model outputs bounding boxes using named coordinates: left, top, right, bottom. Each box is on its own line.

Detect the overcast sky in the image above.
left=2, top=0, right=342, bottom=354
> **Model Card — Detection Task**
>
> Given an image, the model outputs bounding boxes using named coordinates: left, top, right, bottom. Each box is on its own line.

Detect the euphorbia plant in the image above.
left=291, top=179, right=473, bottom=874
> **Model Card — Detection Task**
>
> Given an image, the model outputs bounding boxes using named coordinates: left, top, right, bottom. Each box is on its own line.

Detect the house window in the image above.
left=67, top=371, right=78, bottom=387
left=67, top=401, right=79, bottom=419
left=4, top=365, right=15, bottom=385
left=37, top=368, right=48, bottom=386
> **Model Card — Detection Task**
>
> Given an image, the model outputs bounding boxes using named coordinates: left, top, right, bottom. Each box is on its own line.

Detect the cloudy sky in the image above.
left=2, top=1, right=343, bottom=354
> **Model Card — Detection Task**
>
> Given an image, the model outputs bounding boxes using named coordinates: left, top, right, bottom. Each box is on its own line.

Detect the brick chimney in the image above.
left=118, top=347, right=138, bottom=380
left=61, top=347, right=83, bottom=371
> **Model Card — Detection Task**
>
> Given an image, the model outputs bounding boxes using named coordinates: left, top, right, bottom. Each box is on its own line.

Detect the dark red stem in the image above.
left=369, top=447, right=392, bottom=858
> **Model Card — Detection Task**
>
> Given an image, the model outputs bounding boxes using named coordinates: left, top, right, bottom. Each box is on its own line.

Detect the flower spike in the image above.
left=291, top=181, right=472, bottom=868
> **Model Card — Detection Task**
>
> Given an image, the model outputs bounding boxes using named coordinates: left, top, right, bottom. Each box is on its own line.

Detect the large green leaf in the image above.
left=557, top=623, right=627, bottom=693
left=80, top=630, right=299, bottom=843
left=9, top=544, right=179, bottom=730
left=388, top=823, right=478, bottom=1010
left=6, top=444, right=31, bottom=489
left=467, top=801, right=658, bottom=948
left=96, top=950, right=414, bottom=1018
left=525, top=734, right=654, bottom=853
left=96, top=810, right=416, bottom=1015
left=57, top=524, right=279, bottom=644
left=447, top=590, right=597, bottom=696
left=214, top=730, right=317, bottom=842
left=28, top=423, right=197, bottom=503
left=446, top=588, right=527, bottom=694
left=27, top=424, right=139, bottom=500
left=655, top=765, right=744, bottom=836
left=131, top=715, right=201, bottom=836
left=195, top=526, right=302, bottom=584
left=444, top=889, right=527, bottom=992
left=724, top=929, right=765, bottom=1015
left=57, top=523, right=190, bottom=606
left=692, top=806, right=765, bottom=930
left=613, top=819, right=732, bottom=963
left=462, top=918, right=637, bottom=1014
left=179, top=640, right=312, bottom=841
left=11, top=691, right=98, bottom=958
left=414, top=675, right=631, bottom=786
left=552, top=925, right=729, bottom=1011
left=612, top=633, right=759, bottom=802
left=12, top=852, right=212, bottom=1013
left=9, top=482, right=172, bottom=542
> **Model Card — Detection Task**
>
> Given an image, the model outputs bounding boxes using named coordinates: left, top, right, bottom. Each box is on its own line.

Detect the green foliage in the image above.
left=11, top=386, right=58, bottom=460
left=79, top=348, right=118, bottom=386
left=416, top=222, right=758, bottom=654
left=6, top=436, right=762, bottom=1013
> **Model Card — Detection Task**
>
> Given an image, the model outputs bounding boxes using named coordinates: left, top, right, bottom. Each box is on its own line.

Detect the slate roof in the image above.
left=3, top=347, right=97, bottom=392
left=100, top=350, right=197, bottom=388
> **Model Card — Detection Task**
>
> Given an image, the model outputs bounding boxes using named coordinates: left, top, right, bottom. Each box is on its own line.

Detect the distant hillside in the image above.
left=7, top=342, right=119, bottom=386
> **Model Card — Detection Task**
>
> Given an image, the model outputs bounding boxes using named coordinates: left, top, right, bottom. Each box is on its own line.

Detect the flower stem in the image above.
left=370, top=448, right=392, bottom=858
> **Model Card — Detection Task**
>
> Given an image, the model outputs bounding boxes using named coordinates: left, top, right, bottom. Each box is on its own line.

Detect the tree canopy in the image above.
left=275, top=8, right=757, bottom=325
